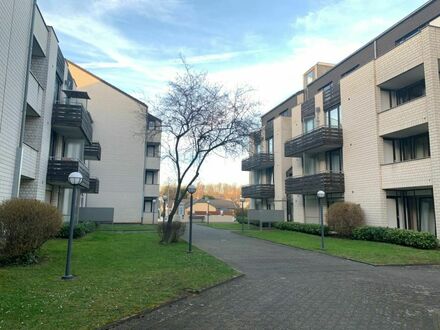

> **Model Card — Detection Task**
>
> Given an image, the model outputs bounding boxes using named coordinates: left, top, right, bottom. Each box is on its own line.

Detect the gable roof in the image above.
left=67, top=60, right=149, bottom=109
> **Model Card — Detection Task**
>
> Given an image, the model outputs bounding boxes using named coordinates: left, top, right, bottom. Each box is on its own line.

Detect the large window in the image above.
left=396, top=80, right=425, bottom=106
left=145, top=170, right=157, bottom=184
left=326, top=106, right=341, bottom=128
left=266, top=138, right=274, bottom=154
left=146, top=144, right=157, bottom=157
left=144, top=198, right=154, bottom=212
left=303, top=154, right=317, bottom=175
left=303, top=117, right=315, bottom=133
left=385, top=133, right=430, bottom=163
left=256, top=142, right=262, bottom=154
left=326, top=148, right=342, bottom=173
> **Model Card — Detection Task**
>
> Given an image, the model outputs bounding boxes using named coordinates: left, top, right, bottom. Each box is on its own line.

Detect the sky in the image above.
left=38, top=0, right=427, bottom=185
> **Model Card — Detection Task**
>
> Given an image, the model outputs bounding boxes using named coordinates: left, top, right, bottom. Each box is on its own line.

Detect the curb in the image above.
left=102, top=273, right=245, bottom=329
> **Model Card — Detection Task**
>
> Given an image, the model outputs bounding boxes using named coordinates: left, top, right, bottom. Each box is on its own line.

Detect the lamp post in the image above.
left=62, top=172, right=83, bottom=280
left=162, top=195, right=168, bottom=222
left=317, top=190, right=326, bottom=250
left=187, top=185, right=197, bottom=253
left=205, top=198, right=210, bottom=225
left=240, top=197, right=245, bottom=233
left=152, top=199, right=157, bottom=224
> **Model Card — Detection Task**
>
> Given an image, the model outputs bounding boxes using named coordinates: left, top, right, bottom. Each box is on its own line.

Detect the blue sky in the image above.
left=39, top=0, right=427, bottom=184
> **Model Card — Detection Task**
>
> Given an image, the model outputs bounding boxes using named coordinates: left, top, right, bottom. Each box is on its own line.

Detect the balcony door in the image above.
left=326, top=106, right=341, bottom=128
left=64, top=139, right=84, bottom=161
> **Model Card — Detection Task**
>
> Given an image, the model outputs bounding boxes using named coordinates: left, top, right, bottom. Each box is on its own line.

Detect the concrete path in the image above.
left=115, top=225, right=440, bottom=330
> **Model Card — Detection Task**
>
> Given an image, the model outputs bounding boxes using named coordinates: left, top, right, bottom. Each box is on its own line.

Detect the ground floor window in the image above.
left=254, top=198, right=274, bottom=210
left=386, top=189, right=436, bottom=235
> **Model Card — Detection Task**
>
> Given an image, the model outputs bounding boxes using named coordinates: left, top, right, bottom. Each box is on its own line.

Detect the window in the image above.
left=267, top=138, right=274, bottom=154
left=306, top=71, right=315, bottom=85
left=326, top=148, right=342, bottom=173
left=385, top=133, right=430, bottom=163
left=145, top=170, right=156, bottom=184
left=144, top=198, right=154, bottom=212
left=395, top=28, right=421, bottom=45
left=280, top=109, right=290, bottom=117
left=303, top=117, right=315, bottom=133
left=256, top=142, right=262, bottom=154
left=148, top=121, right=156, bottom=130
left=326, top=106, right=341, bottom=128
left=266, top=167, right=274, bottom=185
left=396, top=80, right=425, bottom=106
left=303, top=154, right=317, bottom=175
left=147, top=144, right=157, bottom=157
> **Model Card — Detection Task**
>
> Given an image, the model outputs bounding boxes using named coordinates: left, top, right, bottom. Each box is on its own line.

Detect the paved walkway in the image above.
left=115, top=225, right=440, bottom=330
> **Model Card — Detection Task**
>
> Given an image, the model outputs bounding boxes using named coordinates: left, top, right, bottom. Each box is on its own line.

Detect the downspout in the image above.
left=12, top=0, right=37, bottom=198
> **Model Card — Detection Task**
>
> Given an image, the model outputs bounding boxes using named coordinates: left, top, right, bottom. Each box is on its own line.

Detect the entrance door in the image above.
left=419, top=198, right=436, bottom=235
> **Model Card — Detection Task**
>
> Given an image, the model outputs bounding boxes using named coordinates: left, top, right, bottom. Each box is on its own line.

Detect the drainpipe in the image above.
left=12, top=0, right=37, bottom=198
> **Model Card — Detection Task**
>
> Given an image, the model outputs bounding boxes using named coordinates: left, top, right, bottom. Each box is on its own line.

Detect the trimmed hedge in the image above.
left=0, top=199, right=62, bottom=264
left=57, top=221, right=97, bottom=239
left=352, top=226, right=438, bottom=250
left=274, top=221, right=329, bottom=236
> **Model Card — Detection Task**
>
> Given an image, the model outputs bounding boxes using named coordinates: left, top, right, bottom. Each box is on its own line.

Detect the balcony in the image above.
left=21, top=143, right=38, bottom=179
left=144, top=184, right=160, bottom=197
left=323, top=83, right=340, bottom=111
left=52, top=102, right=93, bottom=145
left=242, top=153, right=274, bottom=171
left=301, top=97, right=315, bottom=118
left=145, top=156, right=160, bottom=170
left=83, top=178, right=99, bottom=194
left=381, top=158, right=432, bottom=190
left=84, top=142, right=101, bottom=161
left=241, top=184, right=275, bottom=199
left=285, top=172, right=344, bottom=195
left=47, top=158, right=90, bottom=189
left=285, top=126, right=343, bottom=157
left=26, top=73, right=43, bottom=116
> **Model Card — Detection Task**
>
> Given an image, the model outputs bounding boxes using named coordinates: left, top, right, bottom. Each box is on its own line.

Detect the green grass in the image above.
left=98, top=223, right=157, bottom=231
left=0, top=229, right=237, bottom=329
left=200, top=222, right=259, bottom=231
left=242, top=229, right=440, bottom=265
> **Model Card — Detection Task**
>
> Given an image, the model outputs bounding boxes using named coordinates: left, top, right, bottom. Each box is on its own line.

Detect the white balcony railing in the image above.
left=27, top=73, right=44, bottom=116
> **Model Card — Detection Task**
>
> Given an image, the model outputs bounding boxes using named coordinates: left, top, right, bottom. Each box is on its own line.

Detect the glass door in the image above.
left=419, top=198, right=436, bottom=235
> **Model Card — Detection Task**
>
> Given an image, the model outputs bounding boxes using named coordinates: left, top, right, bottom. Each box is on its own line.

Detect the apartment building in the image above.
left=68, top=62, right=162, bottom=224
left=243, top=0, right=440, bottom=237
left=0, top=1, right=161, bottom=224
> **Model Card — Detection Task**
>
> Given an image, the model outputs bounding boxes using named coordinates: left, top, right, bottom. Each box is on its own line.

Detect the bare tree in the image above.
left=149, top=61, right=259, bottom=243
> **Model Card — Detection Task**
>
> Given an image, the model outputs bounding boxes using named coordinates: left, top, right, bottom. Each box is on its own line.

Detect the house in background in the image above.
left=184, top=198, right=237, bottom=222
left=68, top=62, right=162, bottom=224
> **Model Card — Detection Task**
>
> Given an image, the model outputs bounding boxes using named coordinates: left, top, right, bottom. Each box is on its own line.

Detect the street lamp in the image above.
left=62, top=172, right=83, bottom=280
left=187, top=185, right=197, bottom=253
left=240, top=197, right=245, bottom=233
left=205, top=197, right=210, bottom=225
left=152, top=199, right=157, bottom=224
left=317, top=190, right=326, bottom=250
left=162, top=195, right=168, bottom=222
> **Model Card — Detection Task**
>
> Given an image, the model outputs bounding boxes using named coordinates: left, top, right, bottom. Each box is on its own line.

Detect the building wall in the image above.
left=0, top=1, right=34, bottom=200
left=68, top=63, right=150, bottom=223
left=273, top=116, right=291, bottom=213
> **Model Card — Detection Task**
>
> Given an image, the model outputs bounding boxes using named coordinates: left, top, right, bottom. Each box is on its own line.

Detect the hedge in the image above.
left=352, top=226, right=438, bottom=250
left=57, top=221, right=97, bottom=239
left=274, top=221, right=329, bottom=236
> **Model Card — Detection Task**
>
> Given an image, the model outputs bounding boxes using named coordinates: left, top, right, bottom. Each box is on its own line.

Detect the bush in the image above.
left=274, top=221, right=329, bottom=236
left=352, top=226, right=438, bottom=249
left=327, top=202, right=365, bottom=237
left=158, top=221, right=186, bottom=243
left=0, top=199, right=62, bottom=264
left=57, top=221, right=97, bottom=239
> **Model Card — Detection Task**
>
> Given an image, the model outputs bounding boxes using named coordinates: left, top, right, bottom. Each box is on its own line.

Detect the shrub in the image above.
left=0, top=199, right=62, bottom=264
left=327, top=202, right=365, bottom=237
left=158, top=221, right=186, bottom=243
left=57, top=221, right=97, bottom=239
left=274, top=221, right=329, bottom=236
left=352, top=226, right=438, bottom=249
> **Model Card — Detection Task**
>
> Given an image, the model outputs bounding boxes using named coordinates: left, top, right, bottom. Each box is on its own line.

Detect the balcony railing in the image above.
left=241, top=184, right=275, bottom=199
left=47, top=158, right=90, bottom=189
left=83, top=178, right=99, bottom=194
left=84, top=142, right=101, bottom=161
left=285, top=126, right=343, bottom=157
left=285, top=172, right=344, bottom=195
left=52, top=102, right=93, bottom=144
left=242, top=153, right=274, bottom=171
left=323, top=83, right=341, bottom=111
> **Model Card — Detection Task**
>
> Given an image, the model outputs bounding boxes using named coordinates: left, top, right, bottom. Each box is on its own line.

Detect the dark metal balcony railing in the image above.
left=241, top=184, right=275, bottom=199
left=323, top=83, right=341, bottom=111
left=242, top=153, right=274, bottom=171
left=84, top=142, right=101, bottom=161
left=52, top=102, right=93, bottom=144
left=83, top=178, right=99, bottom=194
left=47, top=158, right=90, bottom=189
left=285, top=126, right=343, bottom=157
left=285, top=172, right=344, bottom=195
left=301, top=97, right=315, bottom=118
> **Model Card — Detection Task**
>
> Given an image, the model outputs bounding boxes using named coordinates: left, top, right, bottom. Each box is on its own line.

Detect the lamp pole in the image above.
left=207, top=199, right=210, bottom=225
left=62, top=172, right=83, bottom=280
left=317, top=190, right=326, bottom=250
left=162, top=195, right=168, bottom=222
left=152, top=199, right=157, bottom=224
left=240, top=197, right=245, bottom=233
left=188, top=185, right=196, bottom=253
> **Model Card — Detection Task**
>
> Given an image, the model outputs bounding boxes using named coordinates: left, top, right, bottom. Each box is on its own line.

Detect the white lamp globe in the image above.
left=317, top=190, right=326, bottom=199
left=188, top=185, right=196, bottom=194
left=68, top=172, right=83, bottom=186
left=240, top=197, right=245, bottom=203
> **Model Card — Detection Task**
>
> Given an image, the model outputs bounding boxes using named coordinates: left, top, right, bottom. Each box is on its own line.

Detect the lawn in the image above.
left=242, top=229, right=440, bottom=265
left=98, top=223, right=157, bottom=231
left=201, top=222, right=258, bottom=231
left=0, top=228, right=238, bottom=329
